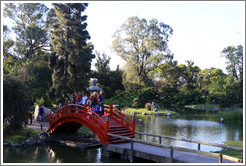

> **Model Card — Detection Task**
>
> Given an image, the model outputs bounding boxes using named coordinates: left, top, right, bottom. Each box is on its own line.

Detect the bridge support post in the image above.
left=198, top=143, right=200, bottom=150
left=241, top=150, right=243, bottom=163
left=130, top=139, right=134, bottom=163
left=170, top=146, right=173, bottom=163
left=133, top=112, right=136, bottom=136
left=218, top=154, right=223, bottom=163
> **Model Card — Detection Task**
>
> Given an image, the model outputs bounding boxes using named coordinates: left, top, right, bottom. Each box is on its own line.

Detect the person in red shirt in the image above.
left=76, top=92, right=81, bottom=104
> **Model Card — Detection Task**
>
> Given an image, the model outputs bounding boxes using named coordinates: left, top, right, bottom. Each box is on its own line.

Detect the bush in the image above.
left=145, top=103, right=151, bottom=110
left=138, top=87, right=158, bottom=107
left=132, top=98, right=141, bottom=108
left=3, top=75, right=32, bottom=130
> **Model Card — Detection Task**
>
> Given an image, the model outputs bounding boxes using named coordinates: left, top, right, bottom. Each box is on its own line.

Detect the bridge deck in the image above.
left=107, top=142, right=235, bottom=163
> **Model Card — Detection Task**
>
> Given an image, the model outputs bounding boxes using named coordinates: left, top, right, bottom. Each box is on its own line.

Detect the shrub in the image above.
left=132, top=98, right=141, bottom=108
left=138, top=87, right=158, bottom=107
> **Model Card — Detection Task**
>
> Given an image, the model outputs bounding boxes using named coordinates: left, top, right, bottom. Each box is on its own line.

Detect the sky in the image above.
left=2, top=1, right=245, bottom=73
left=82, top=1, right=245, bottom=72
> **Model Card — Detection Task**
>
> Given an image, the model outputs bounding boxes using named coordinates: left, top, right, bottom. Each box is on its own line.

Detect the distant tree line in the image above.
left=3, top=3, right=243, bottom=129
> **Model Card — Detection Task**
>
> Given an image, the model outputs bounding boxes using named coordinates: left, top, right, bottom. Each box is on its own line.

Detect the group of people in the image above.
left=69, top=90, right=105, bottom=117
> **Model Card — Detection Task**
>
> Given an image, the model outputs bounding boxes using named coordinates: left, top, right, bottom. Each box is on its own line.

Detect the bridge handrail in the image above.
left=104, top=104, right=135, bottom=134
left=135, top=131, right=244, bottom=151
left=49, top=104, right=107, bottom=133
left=107, top=133, right=243, bottom=163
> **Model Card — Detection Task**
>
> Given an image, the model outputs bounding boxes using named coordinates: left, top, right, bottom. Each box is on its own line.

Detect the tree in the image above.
left=155, top=54, right=181, bottom=89
left=3, top=75, right=32, bottom=130
left=4, top=3, right=49, bottom=59
left=112, top=16, right=173, bottom=92
left=221, top=45, right=243, bottom=81
left=91, top=52, right=124, bottom=98
left=3, top=25, right=14, bottom=58
left=183, top=60, right=200, bottom=91
left=49, top=3, right=95, bottom=104
left=197, top=67, right=225, bottom=103
left=94, top=51, right=111, bottom=87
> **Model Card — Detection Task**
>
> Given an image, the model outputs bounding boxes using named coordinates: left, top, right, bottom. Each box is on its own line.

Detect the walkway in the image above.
left=107, top=142, right=236, bottom=163
left=26, top=121, right=49, bottom=131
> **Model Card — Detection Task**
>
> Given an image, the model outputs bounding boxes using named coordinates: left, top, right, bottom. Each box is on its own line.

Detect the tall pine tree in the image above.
left=49, top=3, right=95, bottom=104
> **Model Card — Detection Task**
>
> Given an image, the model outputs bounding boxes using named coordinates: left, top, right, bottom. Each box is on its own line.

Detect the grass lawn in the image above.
left=3, top=126, right=41, bottom=144
left=77, top=125, right=94, bottom=137
left=215, top=141, right=243, bottom=159
left=124, top=107, right=177, bottom=115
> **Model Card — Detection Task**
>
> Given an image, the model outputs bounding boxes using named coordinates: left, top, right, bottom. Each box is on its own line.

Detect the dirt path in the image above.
left=26, top=121, right=49, bottom=131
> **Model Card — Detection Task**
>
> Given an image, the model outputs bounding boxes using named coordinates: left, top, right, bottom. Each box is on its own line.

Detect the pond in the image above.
left=134, top=107, right=243, bottom=152
left=3, top=107, right=243, bottom=163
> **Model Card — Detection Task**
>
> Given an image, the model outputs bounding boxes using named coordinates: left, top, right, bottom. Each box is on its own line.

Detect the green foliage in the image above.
left=132, top=98, right=141, bottom=108
left=34, top=97, right=45, bottom=106
left=4, top=3, right=49, bottom=59
left=221, top=45, right=243, bottom=81
left=91, top=52, right=124, bottom=98
left=112, top=16, right=173, bottom=92
left=3, top=75, right=32, bottom=130
left=217, top=110, right=243, bottom=123
left=137, top=87, right=158, bottom=107
left=215, top=141, right=243, bottom=159
left=174, top=88, right=201, bottom=106
left=48, top=3, right=95, bottom=104
left=3, top=126, right=41, bottom=144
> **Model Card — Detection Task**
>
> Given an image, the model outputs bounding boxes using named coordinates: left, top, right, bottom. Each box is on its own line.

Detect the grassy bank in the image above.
left=124, top=107, right=177, bottom=115
left=215, top=141, right=243, bottom=159
left=217, top=109, right=243, bottom=123
left=3, top=126, right=41, bottom=144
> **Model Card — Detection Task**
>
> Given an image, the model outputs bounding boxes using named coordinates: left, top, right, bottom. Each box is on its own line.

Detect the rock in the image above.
left=151, top=102, right=156, bottom=110
left=36, top=138, right=42, bottom=145
left=145, top=103, right=151, bottom=110
left=166, top=113, right=172, bottom=116
left=39, top=135, right=48, bottom=143
left=154, top=113, right=164, bottom=116
left=39, top=131, right=49, bottom=137
left=10, top=143, right=22, bottom=147
left=142, top=112, right=151, bottom=115
left=137, top=119, right=143, bottom=124
left=26, top=137, right=36, bottom=146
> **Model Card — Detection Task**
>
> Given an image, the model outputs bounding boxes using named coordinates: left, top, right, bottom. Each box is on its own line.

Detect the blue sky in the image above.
left=83, top=1, right=245, bottom=72
left=3, top=1, right=245, bottom=73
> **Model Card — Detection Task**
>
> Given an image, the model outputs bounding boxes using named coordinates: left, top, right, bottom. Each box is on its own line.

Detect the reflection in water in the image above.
left=3, top=143, right=126, bottom=163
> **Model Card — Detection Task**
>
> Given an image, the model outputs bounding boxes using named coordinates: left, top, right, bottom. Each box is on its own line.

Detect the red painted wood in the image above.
left=47, top=103, right=135, bottom=144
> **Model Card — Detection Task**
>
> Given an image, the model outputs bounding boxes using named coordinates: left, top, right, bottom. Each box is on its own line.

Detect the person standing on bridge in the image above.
left=76, top=92, right=82, bottom=104
left=86, top=92, right=98, bottom=116
left=70, top=93, right=76, bottom=104
left=98, top=90, right=104, bottom=117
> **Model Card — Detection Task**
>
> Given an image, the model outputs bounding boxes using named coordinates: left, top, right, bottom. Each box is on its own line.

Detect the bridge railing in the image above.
left=48, top=103, right=107, bottom=138
left=104, top=103, right=136, bottom=135
left=108, top=133, right=243, bottom=163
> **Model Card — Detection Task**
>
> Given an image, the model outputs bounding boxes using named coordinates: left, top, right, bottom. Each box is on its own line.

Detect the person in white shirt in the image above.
left=79, top=92, right=88, bottom=106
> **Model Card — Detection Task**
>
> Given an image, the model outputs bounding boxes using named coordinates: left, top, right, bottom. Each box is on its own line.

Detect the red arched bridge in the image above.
left=47, top=103, right=135, bottom=144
